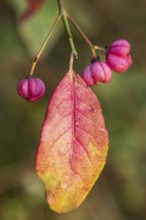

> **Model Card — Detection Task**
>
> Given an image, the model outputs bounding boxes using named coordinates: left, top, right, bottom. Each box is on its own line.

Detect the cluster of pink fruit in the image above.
left=17, top=39, right=132, bottom=102
left=82, top=39, right=132, bottom=85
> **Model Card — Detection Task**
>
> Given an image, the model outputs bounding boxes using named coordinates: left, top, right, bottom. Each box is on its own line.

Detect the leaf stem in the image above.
left=69, top=53, right=74, bottom=72
left=67, top=14, right=105, bottom=58
left=29, top=14, right=62, bottom=76
left=57, top=0, right=78, bottom=60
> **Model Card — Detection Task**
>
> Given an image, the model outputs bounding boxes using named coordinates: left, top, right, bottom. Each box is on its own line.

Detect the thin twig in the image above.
left=67, top=14, right=104, bottom=57
left=57, top=0, right=78, bottom=59
left=29, top=13, right=62, bottom=76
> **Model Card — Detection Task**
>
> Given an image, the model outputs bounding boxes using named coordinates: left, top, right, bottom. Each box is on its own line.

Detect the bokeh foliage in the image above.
left=0, top=0, right=146, bottom=220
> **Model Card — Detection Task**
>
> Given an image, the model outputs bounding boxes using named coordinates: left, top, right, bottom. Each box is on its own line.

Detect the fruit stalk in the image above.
left=67, top=14, right=105, bottom=58
left=67, top=14, right=96, bottom=58
left=29, top=14, right=62, bottom=76
left=57, top=0, right=78, bottom=59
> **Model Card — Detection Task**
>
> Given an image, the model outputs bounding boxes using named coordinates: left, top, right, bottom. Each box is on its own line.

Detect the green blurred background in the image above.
left=0, top=0, right=146, bottom=219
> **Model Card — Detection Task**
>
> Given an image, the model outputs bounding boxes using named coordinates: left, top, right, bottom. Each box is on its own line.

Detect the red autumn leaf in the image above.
left=36, top=71, right=109, bottom=213
left=20, top=0, right=45, bottom=22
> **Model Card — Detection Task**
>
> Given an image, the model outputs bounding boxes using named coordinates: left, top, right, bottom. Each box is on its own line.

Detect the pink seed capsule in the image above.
left=105, top=39, right=132, bottom=73
left=82, top=61, right=112, bottom=86
left=108, top=39, right=131, bottom=57
left=127, top=54, right=133, bottom=67
left=17, top=77, right=46, bottom=102
left=91, top=61, right=112, bottom=84
left=106, top=54, right=132, bottom=73
left=82, top=64, right=95, bottom=86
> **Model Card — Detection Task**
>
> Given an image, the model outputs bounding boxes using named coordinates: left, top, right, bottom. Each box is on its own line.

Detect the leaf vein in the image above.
left=53, top=112, right=71, bottom=128
left=75, top=109, right=97, bottom=125
left=75, top=126, right=96, bottom=144
left=50, top=97, right=71, bottom=116
left=75, top=97, right=94, bottom=110
left=74, top=137, right=92, bottom=164
left=49, top=127, right=71, bottom=152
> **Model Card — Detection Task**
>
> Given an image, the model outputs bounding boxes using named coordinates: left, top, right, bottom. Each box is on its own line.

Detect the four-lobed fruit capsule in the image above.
left=17, top=77, right=46, bottom=102
left=82, top=61, right=112, bottom=86
left=106, top=39, right=132, bottom=73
